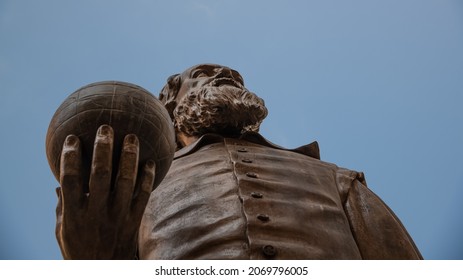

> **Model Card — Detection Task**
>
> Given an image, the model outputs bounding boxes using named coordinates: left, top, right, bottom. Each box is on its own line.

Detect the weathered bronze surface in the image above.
left=49, top=64, right=423, bottom=259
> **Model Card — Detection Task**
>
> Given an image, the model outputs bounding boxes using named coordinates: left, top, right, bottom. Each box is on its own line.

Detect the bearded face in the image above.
left=173, top=84, right=268, bottom=137
left=162, top=64, right=268, bottom=140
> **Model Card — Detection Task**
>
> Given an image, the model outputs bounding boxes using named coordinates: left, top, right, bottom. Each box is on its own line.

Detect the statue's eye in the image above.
left=191, top=69, right=208, bottom=78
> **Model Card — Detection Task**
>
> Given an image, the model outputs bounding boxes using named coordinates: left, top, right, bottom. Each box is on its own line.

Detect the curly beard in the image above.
left=173, top=85, right=268, bottom=137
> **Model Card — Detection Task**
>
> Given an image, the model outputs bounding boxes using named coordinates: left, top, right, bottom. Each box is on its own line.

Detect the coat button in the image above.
left=257, top=214, right=270, bottom=222
left=262, top=245, right=277, bottom=258
left=251, top=192, right=263, bottom=198
left=242, top=158, right=253, bottom=163
left=246, top=172, right=258, bottom=178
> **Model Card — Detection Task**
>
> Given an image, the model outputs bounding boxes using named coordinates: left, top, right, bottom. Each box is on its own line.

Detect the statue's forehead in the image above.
left=182, top=64, right=233, bottom=75
left=178, top=64, right=245, bottom=87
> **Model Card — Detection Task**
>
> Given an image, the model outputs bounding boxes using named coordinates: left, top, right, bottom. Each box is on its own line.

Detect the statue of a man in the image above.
left=55, top=64, right=422, bottom=259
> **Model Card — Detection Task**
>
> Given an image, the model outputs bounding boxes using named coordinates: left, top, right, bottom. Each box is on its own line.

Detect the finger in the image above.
left=60, top=135, right=84, bottom=212
left=88, top=125, right=114, bottom=212
left=131, top=160, right=155, bottom=220
left=113, top=134, right=139, bottom=217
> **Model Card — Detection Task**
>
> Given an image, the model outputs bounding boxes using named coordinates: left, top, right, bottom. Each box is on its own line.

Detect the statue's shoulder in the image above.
left=173, top=132, right=321, bottom=161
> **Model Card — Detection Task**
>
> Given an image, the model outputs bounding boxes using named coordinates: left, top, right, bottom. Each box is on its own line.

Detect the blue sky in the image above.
left=0, top=0, right=462, bottom=259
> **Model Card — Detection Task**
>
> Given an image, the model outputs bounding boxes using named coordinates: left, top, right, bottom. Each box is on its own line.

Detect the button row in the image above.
left=234, top=144, right=276, bottom=259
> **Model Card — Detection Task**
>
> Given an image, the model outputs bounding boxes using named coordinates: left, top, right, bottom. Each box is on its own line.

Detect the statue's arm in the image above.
left=342, top=174, right=423, bottom=259
left=55, top=125, right=155, bottom=259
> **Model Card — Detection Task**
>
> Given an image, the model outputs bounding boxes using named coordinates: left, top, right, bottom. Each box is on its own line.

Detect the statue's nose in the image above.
left=215, top=68, right=234, bottom=79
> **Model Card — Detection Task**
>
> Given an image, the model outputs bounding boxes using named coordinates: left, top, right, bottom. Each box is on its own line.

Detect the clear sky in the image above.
left=0, top=0, right=462, bottom=260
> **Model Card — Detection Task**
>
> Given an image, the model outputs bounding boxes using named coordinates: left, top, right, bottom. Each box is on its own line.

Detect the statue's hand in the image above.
left=55, top=125, right=155, bottom=259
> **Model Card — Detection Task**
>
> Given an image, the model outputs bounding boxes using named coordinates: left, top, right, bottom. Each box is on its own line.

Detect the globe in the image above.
left=46, top=81, right=176, bottom=190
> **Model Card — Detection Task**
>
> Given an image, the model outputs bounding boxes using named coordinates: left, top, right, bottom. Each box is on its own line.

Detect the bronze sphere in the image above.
left=46, top=81, right=176, bottom=190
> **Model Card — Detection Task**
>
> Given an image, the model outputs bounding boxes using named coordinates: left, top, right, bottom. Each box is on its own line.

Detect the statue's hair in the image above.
left=158, top=74, right=182, bottom=119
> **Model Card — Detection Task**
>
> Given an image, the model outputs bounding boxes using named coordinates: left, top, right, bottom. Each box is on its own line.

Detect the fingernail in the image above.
left=64, top=135, right=78, bottom=147
left=98, top=125, right=112, bottom=136
left=124, top=134, right=138, bottom=145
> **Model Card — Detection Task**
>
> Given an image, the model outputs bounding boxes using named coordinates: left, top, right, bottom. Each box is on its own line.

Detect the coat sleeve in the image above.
left=337, top=169, right=423, bottom=259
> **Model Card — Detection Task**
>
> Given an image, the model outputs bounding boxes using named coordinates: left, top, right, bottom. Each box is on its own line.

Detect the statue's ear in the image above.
left=159, top=74, right=181, bottom=119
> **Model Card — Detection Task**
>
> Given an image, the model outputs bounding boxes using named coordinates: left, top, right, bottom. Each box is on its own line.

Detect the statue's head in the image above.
left=159, top=64, right=268, bottom=147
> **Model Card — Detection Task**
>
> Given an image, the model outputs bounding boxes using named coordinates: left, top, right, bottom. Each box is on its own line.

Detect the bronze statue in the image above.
left=51, top=64, right=423, bottom=259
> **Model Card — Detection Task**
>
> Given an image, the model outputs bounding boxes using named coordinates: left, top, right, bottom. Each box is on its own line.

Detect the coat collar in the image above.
left=174, top=131, right=320, bottom=160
